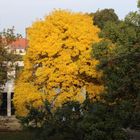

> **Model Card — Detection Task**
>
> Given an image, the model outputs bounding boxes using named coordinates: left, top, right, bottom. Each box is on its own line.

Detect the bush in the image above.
left=18, top=98, right=130, bottom=140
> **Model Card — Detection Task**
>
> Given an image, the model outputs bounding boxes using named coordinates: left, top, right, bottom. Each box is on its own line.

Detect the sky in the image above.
left=0, top=0, right=138, bottom=37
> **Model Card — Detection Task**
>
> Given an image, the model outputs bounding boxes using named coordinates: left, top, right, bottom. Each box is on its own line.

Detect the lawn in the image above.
left=0, top=131, right=36, bottom=140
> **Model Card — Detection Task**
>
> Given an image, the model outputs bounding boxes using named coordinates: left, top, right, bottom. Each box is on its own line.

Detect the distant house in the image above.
left=9, top=38, right=28, bottom=55
left=0, top=38, right=28, bottom=116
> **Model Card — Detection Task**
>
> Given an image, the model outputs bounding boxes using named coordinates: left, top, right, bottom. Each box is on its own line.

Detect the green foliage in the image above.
left=91, top=40, right=112, bottom=62
left=92, top=5, right=140, bottom=130
left=93, top=9, right=119, bottom=29
left=99, top=21, right=137, bottom=46
left=0, top=28, right=21, bottom=86
left=0, top=28, right=21, bottom=105
left=17, top=100, right=52, bottom=128
left=79, top=101, right=129, bottom=140
left=20, top=99, right=129, bottom=140
left=125, top=11, right=140, bottom=27
left=138, top=0, right=140, bottom=8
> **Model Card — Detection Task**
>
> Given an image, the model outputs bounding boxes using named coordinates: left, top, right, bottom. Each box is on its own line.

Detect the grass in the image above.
left=0, top=131, right=36, bottom=140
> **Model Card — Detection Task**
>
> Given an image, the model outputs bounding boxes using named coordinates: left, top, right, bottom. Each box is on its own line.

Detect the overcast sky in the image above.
left=0, top=0, right=138, bottom=36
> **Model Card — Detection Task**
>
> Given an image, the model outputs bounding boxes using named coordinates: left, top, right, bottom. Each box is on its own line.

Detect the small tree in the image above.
left=0, top=28, right=21, bottom=104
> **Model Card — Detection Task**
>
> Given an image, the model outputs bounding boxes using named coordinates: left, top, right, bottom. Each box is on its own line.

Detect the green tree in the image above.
left=0, top=28, right=21, bottom=104
left=99, top=17, right=138, bottom=46
left=92, top=4, right=140, bottom=130
left=93, top=9, right=119, bottom=29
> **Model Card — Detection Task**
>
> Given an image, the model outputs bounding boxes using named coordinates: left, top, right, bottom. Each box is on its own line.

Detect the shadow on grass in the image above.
left=0, top=130, right=36, bottom=140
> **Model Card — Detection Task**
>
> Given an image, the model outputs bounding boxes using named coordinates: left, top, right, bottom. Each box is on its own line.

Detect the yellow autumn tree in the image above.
left=14, top=10, right=104, bottom=116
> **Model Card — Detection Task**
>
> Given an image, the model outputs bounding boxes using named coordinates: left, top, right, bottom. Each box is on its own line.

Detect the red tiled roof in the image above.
left=11, top=38, right=28, bottom=49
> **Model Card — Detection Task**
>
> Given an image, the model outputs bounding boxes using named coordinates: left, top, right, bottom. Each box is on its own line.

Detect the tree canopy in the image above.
left=92, top=4, right=140, bottom=129
left=93, top=9, right=119, bottom=29
left=0, top=28, right=21, bottom=105
left=0, top=28, right=21, bottom=88
left=14, top=10, right=104, bottom=116
left=14, top=1, right=140, bottom=139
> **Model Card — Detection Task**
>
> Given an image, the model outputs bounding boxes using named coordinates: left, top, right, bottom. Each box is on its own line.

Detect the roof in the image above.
left=11, top=38, right=28, bottom=49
